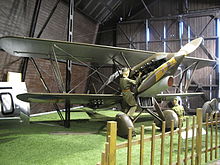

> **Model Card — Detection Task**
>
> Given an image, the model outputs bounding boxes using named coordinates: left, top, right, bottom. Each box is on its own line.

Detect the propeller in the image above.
left=176, top=37, right=203, bottom=57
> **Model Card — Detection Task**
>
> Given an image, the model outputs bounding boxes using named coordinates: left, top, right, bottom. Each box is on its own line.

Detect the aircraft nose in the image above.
left=174, top=54, right=185, bottom=62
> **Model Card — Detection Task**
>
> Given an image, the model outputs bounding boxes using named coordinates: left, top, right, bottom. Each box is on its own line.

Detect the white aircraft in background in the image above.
left=0, top=80, right=30, bottom=122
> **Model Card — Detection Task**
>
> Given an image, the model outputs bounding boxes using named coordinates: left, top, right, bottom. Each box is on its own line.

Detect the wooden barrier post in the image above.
left=185, top=117, right=189, bottom=165
left=191, top=116, right=196, bottom=165
left=140, top=125, right=145, bottom=165
left=195, top=108, right=202, bottom=165
left=107, top=121, right=117, bottom=165
left=151, top=123, right=156, bottom=165
left=169, top=120, right=174, bottom=165
left=101, top=152, right=106, bottom=165
left=205, top=113, right=209, bottom=163
left=210, top=114, right=213, bottom=161
left=177, top=118, right=182, bottom=165
left=215, top=112, right=218, bottom=159
left=105, top=142, right=110, bottom=165
left=161, top=121, right=165, bottom=165
left=127, top=127, right=133, bottom=165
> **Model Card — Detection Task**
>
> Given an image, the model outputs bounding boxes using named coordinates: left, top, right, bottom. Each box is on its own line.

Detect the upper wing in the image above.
left=17, top=93, right=122, bottom=108
left=0, top=36, right=156, bottom=67
left=1, top=36, right=214, bottom=68
left=156, top=92, right=204, bottom=101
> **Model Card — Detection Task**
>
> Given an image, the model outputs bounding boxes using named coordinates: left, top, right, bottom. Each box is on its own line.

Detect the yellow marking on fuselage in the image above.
left=155, top=57, right=177, bottom=81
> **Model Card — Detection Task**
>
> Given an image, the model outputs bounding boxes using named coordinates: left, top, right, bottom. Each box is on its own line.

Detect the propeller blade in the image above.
left=176, top=37, right=203, bottom=56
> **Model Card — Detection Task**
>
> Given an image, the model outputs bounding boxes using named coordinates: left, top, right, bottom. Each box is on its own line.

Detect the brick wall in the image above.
left=0, top=0, right=99, bottom=113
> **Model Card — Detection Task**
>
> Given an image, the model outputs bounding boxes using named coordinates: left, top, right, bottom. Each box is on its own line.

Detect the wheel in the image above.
left=116, top=113, right=135, bottom=138
left=154, top=110, right=179, bottom=130
left=202, top=98, right=218, bottom=122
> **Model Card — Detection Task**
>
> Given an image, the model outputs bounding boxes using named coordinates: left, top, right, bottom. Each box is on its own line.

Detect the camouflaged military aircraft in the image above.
left=0, top=36, right=216, bottom=130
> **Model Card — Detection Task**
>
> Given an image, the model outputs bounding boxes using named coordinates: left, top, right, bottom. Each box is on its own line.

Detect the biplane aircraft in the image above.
left=0, top=36, right=216, bottom=132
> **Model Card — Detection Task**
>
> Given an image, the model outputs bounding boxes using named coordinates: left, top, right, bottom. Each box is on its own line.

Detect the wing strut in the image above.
left=53, top=44, right=120, bottom=93
left=175, top=61, right=198, bottom=93
left=30, top=58, right=65, bottom=122
left=184, top=61, right=199, bottom=92
left=50, top=45, right=65, bottom=92
left=120, top=52, right=131, bottom=69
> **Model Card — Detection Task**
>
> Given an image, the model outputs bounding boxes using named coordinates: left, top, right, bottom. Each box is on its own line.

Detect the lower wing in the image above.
left=17, top=93, right=122, bottom=109
left=156, top=92, right=204, bottom=101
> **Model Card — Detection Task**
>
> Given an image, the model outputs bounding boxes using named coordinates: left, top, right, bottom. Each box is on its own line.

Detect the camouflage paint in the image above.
left=137, top=56, right=181, bottom=94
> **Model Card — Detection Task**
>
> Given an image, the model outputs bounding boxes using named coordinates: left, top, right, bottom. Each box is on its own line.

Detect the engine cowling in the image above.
left=137, top=76, right=173, bottom=97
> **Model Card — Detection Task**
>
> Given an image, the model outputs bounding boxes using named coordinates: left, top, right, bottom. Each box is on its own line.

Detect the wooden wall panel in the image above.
left=117, top=23, right=146, bottom=50
left=148, top=0, right=179, bottom=18
left=135, top=0, right=219, bottom=19
left=189, top=0, right=220, bottom=11
left=149, top=21, right=164, bottom=41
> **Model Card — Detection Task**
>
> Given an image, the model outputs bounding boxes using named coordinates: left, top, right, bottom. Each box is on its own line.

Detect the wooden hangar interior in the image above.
left=0, top=0, right=219, bottom=114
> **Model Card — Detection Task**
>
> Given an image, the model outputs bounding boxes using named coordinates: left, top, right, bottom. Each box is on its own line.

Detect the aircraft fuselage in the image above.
left=132, top=54, right=185, bottom=97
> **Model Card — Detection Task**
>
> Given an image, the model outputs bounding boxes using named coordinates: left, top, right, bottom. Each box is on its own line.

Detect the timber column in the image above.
left=65, top=0, right=74, bottom=128
left=21, top=0, right=42, bottom=81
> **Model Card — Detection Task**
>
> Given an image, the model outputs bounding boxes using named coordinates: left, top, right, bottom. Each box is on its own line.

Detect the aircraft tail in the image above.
left=176, top=37, right=203, bottom=56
